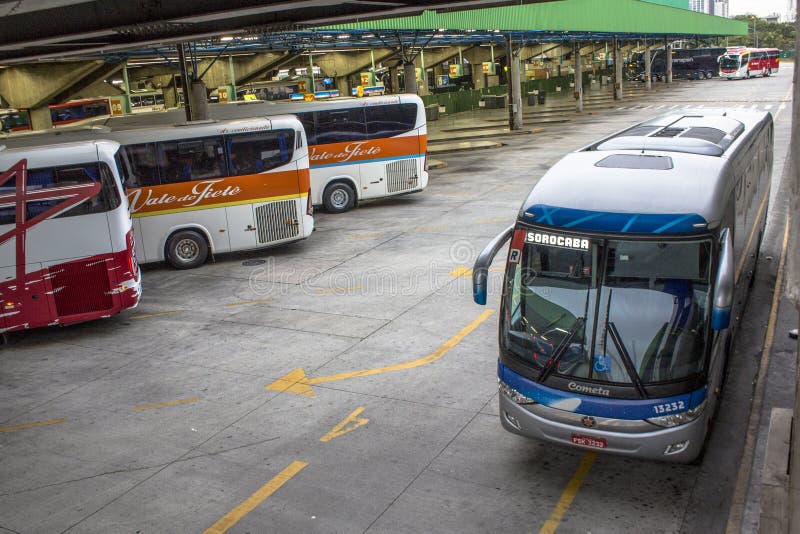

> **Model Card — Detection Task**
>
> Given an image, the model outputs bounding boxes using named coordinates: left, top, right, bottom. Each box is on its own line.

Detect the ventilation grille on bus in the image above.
left=255, top=199, right=300, bottom=244
left=385, top=159, right=419, bottom=194
left=51, top=258, right=113, bottom=317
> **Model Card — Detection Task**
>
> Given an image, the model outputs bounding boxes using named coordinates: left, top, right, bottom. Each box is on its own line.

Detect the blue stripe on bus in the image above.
left=311, top=153, right=424, bottom=169
left=498, top=362, right=707, bottom=420
left=521, top=204, right=707, bottom=234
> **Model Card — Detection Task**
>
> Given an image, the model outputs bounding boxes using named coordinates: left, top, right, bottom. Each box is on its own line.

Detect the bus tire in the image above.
left=323, top=182, right=356, bottom=213
left=165, top=230, right=208, bottom=269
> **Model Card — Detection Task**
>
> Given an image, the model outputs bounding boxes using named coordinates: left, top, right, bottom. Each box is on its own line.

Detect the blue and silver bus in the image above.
left=473, top=110, right=773, bottom=462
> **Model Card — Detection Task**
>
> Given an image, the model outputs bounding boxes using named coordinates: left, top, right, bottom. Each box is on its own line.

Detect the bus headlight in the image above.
left=499, top=380, right=534, bottom=404
left=646, top=400, right=706, bottom=428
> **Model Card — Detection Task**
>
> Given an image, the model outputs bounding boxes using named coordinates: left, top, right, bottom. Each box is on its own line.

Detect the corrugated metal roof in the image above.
left=322, top=0, right=747, bottom=37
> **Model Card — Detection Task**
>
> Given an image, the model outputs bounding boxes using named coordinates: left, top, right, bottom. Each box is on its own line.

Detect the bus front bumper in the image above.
left=499, top=392, right=708, bottom=463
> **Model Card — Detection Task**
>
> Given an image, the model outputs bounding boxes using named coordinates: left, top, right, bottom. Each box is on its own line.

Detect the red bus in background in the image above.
left=49, top=98, right=112, bottom=127
left=0, top=140, right=141, bottom=334
left=719, top=47, right=779, bottom=79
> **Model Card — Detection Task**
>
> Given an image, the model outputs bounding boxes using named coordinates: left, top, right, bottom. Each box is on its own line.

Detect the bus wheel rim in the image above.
left=175, top=238, right=200, bottom=262
left=331, top=188, right=349, bottom=208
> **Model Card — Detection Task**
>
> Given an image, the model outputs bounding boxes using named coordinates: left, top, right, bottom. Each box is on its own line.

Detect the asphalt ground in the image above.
left=0, top=72, right=795, bottom=533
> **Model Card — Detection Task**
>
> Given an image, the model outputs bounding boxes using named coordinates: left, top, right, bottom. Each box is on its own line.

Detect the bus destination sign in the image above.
left=525, top=231, right=590, bottom=251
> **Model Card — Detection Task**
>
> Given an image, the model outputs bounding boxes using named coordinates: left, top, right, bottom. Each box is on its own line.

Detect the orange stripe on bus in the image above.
left=126, top=169, right=305, bottom=215
left=308, top=135, right=424, bottom=167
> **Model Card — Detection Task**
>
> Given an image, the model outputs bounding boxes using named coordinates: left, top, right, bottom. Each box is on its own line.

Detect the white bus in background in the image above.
left=79, top=94, right=429, bottom=213
left=0, top=140, right=141, bottom=333
left=3, top=116, right=313, bottom=269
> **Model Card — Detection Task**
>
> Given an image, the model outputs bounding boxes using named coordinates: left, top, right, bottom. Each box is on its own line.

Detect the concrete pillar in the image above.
left=189, top=80, right=208, bottom=121
left=645, top=45, right=652, bottom=90
left=336, top=76, right=350, bottom=97
left=575, top=44, right=584, bottom=113
left=403, top=62, right=417, bottom=94
left=506, top=35, right=523, bottom=130
left=29, top=106, right=53, bottom=131
left=666, top=41, right=673, bottom=83
left=389, top=66, right=399, bottom=94
left=164, top=78, right=179, bottom=109
left=613, top=38, right=623, bottom=101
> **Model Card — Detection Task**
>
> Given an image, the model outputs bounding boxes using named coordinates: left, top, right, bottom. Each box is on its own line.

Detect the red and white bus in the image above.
left=719, top=47, right=779, bottom=79
left=0, top=140, right=140, bottom=333
left=49, top=98, right=113, bottom=127
left=4, top=115, right=314, bottom=269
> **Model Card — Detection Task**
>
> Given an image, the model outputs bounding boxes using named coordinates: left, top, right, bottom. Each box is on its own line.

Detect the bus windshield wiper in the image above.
left=603, top=289, right=647, bottom=398
left=537, top=317, right=584, bottom=383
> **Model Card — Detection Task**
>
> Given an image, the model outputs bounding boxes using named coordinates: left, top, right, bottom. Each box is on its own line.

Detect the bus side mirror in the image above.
left=472, top=225, right=514, bottom=305
left=712, top=228, right=734, bottom=330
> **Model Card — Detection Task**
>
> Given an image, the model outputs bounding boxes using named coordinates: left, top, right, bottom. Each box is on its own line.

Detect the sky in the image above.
left=728, top=0, right=793, bottom=20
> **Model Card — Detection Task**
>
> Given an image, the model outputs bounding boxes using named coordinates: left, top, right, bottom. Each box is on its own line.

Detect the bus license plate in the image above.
left=571, top=434, right=606, bottom=449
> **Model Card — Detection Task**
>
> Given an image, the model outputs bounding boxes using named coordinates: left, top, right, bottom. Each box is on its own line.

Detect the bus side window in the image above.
left=123, top=143, right=160, bottom=187
left=159, top=137, right=225, bottom=183
left=365, top=104, right=417, bottom=140
left=296, top=112, right=316, bottom=145
left=313, top=108, right=367, bottom=145
left=227, top=130, right=294, bottom=176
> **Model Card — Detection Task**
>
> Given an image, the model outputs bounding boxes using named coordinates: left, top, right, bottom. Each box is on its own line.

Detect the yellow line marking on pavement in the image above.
left=314, top=285, right=363, bottom=295
left=0, top=418, right=66, bottom=433
left=320, top=407, right=369, bottom=442
left=448, top=265, right=504, bottom=278
left=133, top=397, right=200, bottom=412
left=225, top=297, right=273, bottom=307
left=203, top=460, right=308, bottom=534
left=539, top=452, right=597, bottom=534
left=129, top=310, right=183, bottom=320
left=726, top=216, right=790, bottom=534
left=266, top=309, right=495, bottom=397
left=772, top=85, right=793, bottom=121
left=416, top=225, right=449, bottom=231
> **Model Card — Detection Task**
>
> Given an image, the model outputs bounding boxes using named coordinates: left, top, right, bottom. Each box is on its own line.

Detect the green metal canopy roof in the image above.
left=323, top=0, right=748, bottom=37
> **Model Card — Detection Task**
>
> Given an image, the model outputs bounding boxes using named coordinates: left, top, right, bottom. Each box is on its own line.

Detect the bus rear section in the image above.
left=0, top=140, right=141, bottom=333
left=115, top=115, right=313, bottom=268
left=473, top=110, right=772, bottom=462
left=201, top=95, right=429, bottom=213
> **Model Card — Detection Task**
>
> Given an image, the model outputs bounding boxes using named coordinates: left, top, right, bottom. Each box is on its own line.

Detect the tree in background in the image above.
left=728, top=15, right=796, bottom=50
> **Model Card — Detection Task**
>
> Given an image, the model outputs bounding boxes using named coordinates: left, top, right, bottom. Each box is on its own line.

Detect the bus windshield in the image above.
left=720, top=55, right=740, bottom=69
left=502, top=233, right=712, bottom=386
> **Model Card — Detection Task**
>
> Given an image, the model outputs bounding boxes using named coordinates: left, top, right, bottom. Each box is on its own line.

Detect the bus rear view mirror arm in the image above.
left=472, top=225, right=514, bottom=305
left=712, top=228, right=734, bottom=330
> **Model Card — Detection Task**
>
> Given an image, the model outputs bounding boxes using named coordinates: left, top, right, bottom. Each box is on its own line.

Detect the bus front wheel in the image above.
left=166, top=230, right=208, bottom=269
left=323, top=182, right=356, bottom=213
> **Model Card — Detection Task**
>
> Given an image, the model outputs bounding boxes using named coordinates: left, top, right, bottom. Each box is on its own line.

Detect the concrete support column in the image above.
left=644, top=44, right=652, bottom=90
left=189, top=80, right=209, bottom=121
left=336, top=76, right=350, bottom=97
left=29, top=106, right=53, bottom=131
left=403, top=62, right=418, bottom=95
left=575, top=43, right=584, bottom=113
left=613, top=37, right=623, bottom=101
left=389, top=66, right=399, bottom=94
left=164, top=77, right=179, bottom=109
left=666, top=40, right=673, bottom=83
left=506, top=35, right=523, bottom=130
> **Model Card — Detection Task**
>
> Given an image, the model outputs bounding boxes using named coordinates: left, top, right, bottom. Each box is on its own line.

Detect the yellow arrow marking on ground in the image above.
left=320, top=407, right=369, bottom=442
left=266, top=309, right=495, bottom=398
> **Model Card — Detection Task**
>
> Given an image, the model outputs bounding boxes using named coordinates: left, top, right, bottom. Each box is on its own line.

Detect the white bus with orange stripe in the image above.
left=79, top=94, right=428, bottom=214
left=212, top=95, right=428, bottom=213
left=3, top=116, right=313, bottom=269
